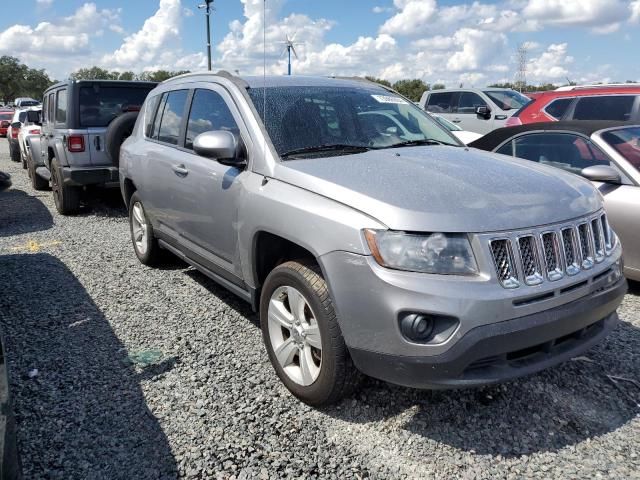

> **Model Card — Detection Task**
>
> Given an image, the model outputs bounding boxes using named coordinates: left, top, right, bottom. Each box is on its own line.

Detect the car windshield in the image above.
left=247, top=85, right=460, bottom=158
left=483, top=90, right=531, bottom=111
left=79, top=85, right=155, bottom=127
left=602, top=126, right=640, bottom=172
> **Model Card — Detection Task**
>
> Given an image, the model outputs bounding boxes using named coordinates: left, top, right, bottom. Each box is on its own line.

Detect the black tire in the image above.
left=260, top=260, right=361, bottom=406
left=9, top=142, right=20, bottom=162
left=105, top=112, right=138, bottom=167
left=129, top=192, right=161, bottom=266
left=50, top=157, right=80, bottom=215
left=21, top=150, right=27, bottom=169
left=27, top=155, right=48, bottom=191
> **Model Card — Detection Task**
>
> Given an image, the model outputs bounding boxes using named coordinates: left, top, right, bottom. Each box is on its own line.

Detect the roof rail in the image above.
left=161, top=70, right=249, bottom=89
left=556, top=83, right=640, bottom=91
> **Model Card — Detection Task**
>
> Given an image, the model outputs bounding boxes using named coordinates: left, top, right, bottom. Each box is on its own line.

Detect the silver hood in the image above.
left=274, top=146, right=601, bottom=232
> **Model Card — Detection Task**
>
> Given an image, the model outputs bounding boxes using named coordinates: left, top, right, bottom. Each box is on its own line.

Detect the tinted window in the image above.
left=512, top=133, right=610, bottom=175
left=457, top=92, right=486, bottom=114
left=426, top=92, right=454, bottom=113
left=602, top=126, right=640, bottom=172
left=79, top=85, right=155, bottom=127
left=48, top=93, right=55, bottom=124
left=572, top=96, right=635, bottom=121
left=143, top=94, right=161, bottom=138
left=483, top=90, right=530, bottom=110
left=18, top=112, right=27, bottom=123
left=185, top=89, right=239, bottom=149
left=543, top=98, right=573, bottom=120
left=56, top=89, right=67, bottom=124
left=247, top=86, right=458, bottom=157
left=42, top=95, right=48, bottom=123
left=495, top=141, right=513, bottom=156
left=155, top=90, right=188, bottom=145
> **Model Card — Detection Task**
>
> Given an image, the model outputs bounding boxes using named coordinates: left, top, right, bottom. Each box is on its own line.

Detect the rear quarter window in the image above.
left=543, top=98, right=573, bottom=120
left=56, top=90, right=67, bottom=124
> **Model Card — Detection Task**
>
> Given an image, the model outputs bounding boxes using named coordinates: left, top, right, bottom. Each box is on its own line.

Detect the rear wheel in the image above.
left=50, top=157, right=80, bottom=215
left=129, top=192, right=161, bottom=266
left=27, top=155, right=48, bottom=191
left=260, top=260, right=361, bottom=406
left=9, top=142, right=20, bottom=162
left=20, top=149, right=27, bottom=169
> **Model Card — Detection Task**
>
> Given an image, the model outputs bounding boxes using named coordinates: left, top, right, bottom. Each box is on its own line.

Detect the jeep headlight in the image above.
left=364, top=230, right=478, bottom=275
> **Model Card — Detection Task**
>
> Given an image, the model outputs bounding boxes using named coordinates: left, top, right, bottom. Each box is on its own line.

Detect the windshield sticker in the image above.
left=371, top=94, right=408, bottom=104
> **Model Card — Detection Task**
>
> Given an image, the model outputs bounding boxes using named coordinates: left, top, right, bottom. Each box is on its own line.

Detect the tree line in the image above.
left=0, top=56, right=55, bottom=104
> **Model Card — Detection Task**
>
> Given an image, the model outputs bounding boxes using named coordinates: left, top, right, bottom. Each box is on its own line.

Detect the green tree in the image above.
left=138, top=70, right=189, bottom=82
left=70, top=66, right=119, bottom=80
left=117, top=71, right=136, bottom=81
left=365, top=76, right=392, bottom=88
left=392, top=79, right=429, bottom=102
left=0, top=56, right=54, bottom=103
left=432, top=83, right=446, bottom=90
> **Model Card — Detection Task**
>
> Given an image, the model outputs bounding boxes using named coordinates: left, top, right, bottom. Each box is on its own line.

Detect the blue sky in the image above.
left=0, top=0, right=639, bottom=86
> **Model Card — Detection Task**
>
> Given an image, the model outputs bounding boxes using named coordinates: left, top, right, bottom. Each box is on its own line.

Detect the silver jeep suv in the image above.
left=119, top=72, right=626, bottom=405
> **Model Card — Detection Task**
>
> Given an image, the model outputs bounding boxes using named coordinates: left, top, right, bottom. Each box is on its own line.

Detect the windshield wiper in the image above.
left=280, top=144, right=372, bottom=158
left=382, top=138, right=456, bottom=148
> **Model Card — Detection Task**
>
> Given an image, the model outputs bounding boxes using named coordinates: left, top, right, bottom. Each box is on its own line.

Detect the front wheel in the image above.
left=260, top=260, right=361, bottom=406
left=129, top=192, right=161, bottom=266
left=9, top=143, right=20, bottom=162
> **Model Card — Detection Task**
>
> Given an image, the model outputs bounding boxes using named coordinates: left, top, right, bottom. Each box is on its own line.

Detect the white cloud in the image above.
left=380, top=0, right=437, bottom=36
left=447, top=28, right=508, bottom=72
left=522, top=0, right=629, bottom=33
left=527, top=43, right=574, bottom=82
left=102, top=0, right=205, bottom=72
left=36, top=0, right=53, bottom=5
left=630, top=0, right=640, bottom=22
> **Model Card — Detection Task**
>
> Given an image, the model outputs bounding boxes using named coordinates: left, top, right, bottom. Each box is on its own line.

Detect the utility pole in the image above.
left=199, top=0, right=214, bottom=70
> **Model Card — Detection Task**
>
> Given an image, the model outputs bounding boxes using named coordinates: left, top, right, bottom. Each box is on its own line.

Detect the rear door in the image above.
left=425, top=91, right=457, bottom=124
left=452, top=91, right=493, bottom=134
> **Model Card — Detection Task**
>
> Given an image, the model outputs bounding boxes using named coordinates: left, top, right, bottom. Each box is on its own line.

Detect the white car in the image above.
left=11, top=107, right=42, bottom=168
left=420, top=88, right=531, bottom=134
left=429, top=114, right=483, bottom=145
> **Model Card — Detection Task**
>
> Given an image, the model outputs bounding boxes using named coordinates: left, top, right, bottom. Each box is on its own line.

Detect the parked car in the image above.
left=37, top=79, right=157, bottom=214
left=14, top=97, right=40, bottom=108
left=469, top=121, right=640, bottom=281
left=0, top=110, right=13, bottom=137
left=420, top=87, right=531, bottom=134
left=6, top=108, right=37, bottom=163
left=506, top=85, right=640, bottom=127
left=16, top=108, right=42, bottom=169
left=120, top=73, right=626, bottom=406
left=429, top=113, right=482, bottom=144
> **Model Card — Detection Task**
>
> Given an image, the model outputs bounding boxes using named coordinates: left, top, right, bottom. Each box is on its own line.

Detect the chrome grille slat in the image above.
left=577, top=223, right=594, bottom=269
left=541, top=232, right=563, bottom=281
left=561, top=228, right=580, bottom=276
left=490, top=239, right=519, bottom=289
left=517, top=236, right=543, bottom=285
left=591, top=217, right=605, bottom=262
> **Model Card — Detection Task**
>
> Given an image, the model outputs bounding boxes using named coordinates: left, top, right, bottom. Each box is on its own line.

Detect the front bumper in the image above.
left=61, top=166, right=119, bottom=186
left=349, top=277, right=626, bottom=388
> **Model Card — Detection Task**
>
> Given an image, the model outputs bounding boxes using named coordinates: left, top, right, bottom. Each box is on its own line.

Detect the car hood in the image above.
left=273, top=146, right=601, bottom=232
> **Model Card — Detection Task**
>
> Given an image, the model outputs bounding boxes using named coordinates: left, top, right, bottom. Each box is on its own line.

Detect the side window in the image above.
left=42, top=95, right=48, bottom=123
left=426, top=92, right=454, bottom=113
left=155, top=90, right=188, bottom=145
left=55, top=89, right=67, bottom=124
left=495, top=141, right=513, bottom=156
left=572, top=96, right=635, bottom=121
left=457, top=92, right=487, bottom=114
left=544, top=98, right=573, bottom=120
left=48, top=93, right=55, bottom=124
left=143, top=94, right=161, bottom=138
left=185, top=89, right=240, bottom=149
left=512, top=133, right=610, bottom=175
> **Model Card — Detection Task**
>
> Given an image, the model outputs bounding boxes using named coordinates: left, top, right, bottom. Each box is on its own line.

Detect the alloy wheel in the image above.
left=267, top=286, right=322, bottom=386
left=131, top=202, right=148, bottom=256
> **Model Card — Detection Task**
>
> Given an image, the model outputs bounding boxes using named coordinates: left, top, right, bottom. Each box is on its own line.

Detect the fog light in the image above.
left=400, top=314, right=434, bottom=342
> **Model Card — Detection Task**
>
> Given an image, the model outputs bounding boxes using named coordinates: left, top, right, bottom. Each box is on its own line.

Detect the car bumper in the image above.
left=349, top=277, right=625, bottom=388
left=61, top=166, right=119, bottom=186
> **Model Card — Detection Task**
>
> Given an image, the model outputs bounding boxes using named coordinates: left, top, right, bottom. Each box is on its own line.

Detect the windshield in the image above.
left=247, top=85, right=460, bottom=158
left=602, top=126, right=640, bottom=172
left=483, top=90, right=530, bottom=111
left=79, top=85, right=155, bottom=127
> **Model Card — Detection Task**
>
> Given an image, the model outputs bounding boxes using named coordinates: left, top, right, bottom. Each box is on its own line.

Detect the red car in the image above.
left=0, top=110, right=13, bottom=137
left=506, top=85, right=640, bottom=127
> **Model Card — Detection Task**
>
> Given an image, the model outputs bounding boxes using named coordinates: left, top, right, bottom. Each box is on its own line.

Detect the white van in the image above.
left=420, top=88, right=530, bottom=135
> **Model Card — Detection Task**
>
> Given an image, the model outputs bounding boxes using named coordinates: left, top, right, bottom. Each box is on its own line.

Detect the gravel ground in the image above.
left=0, top=138, right=638, bottom=479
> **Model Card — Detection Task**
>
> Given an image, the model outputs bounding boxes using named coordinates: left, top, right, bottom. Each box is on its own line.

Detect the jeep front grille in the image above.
left=489, top=212, right=613, bottom=289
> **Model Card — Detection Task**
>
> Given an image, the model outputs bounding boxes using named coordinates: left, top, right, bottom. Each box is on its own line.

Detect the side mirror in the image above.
left=581, top=165, right=621, bottom=184
left=475, top=106, right=491, bottom=118
left=193, top=130, right=245, bottom=167
left=10, top=122, right=21, bottom=129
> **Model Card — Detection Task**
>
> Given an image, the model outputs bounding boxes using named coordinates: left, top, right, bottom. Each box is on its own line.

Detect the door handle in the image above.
left=94, top=136, right=101, bottom=150
left=172, top=164, right=189, bottom=177
left=452, top=119, right=461, bottom=123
